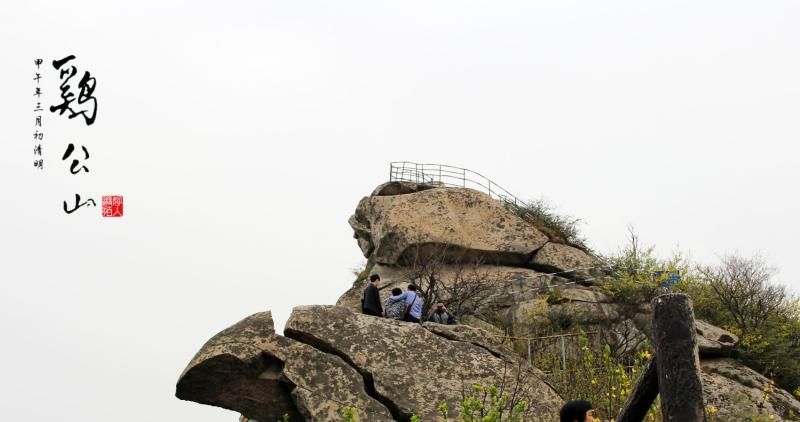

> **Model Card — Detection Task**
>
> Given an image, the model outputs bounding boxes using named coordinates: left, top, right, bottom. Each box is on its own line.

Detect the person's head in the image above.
left=435, top=302, right=445, bottom=312
left=407, top=284, right=417, bottom=292
left=559, top=400, right=593, bottom=422
left=391, top=287, right=402, bottom=296
left=369, top=274, right=380, bottom=284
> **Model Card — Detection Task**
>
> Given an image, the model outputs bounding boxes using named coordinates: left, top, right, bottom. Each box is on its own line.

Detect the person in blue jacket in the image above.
left=402, top=284, right=424, bottom=323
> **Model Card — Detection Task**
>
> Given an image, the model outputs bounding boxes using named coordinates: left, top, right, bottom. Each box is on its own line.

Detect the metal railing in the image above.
left=388, top=162, right=588, bottom=250
left=389, top=161, right=527, bottom=208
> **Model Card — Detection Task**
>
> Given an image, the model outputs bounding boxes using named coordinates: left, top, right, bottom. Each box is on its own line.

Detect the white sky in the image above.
left=1, top=1, right=799, bottom=420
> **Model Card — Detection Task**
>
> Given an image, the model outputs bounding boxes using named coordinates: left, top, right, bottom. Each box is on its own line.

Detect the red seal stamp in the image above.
left=102, top=195, right=123, bottom=217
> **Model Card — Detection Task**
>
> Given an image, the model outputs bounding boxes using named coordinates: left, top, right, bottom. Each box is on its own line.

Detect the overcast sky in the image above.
left=1, top=1, right=799, bottom=420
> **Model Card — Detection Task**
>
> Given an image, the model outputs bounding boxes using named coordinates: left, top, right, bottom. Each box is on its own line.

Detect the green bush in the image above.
left=544, top=330, right=660, bottom=421
left=677, top=254, right=800, bottom=397
left=340, top=407, right=359, bottom=422
left=507, top=198, right=588, bottom=251
left=599, top=228, right=692, bottom=304
left=438, top=384, right=528, bottom=422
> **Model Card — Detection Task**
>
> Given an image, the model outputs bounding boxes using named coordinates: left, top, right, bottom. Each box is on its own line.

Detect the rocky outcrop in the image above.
left=175, top=312, right=301, bottom=421
left=177, top=306, right=562, bottom=421
left=370, top=181, right=438, bottom=197
left=702, top=358, right=800, bottom=421
left=349, top=187, right=549, bottom=266
left=695, top=320, right=739, bottom=357
left=530, top=242, right=599, bottom=279
left=175, top=311, right=393, bottom=421
left=634, top=314, right=739, bottom=359
left=285, top=305, right=562, bottom=421
left=179, top=182, right=800, bottom=421
left=342, top=184, right=608, bottom=354
left=514, top=286, right=743, bottom=361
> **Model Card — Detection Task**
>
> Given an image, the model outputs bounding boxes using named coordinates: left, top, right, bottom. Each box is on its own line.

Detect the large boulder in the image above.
left=695, top=320, right=739, bottom=357
left=513, top=286, right=639, bottom=332
left=175, top=311, right=393, bottom=421
left=529, top=242, right=599, bottom=280
left=349, top=187, right=549, bottom=265
left=701, top=358, right=800, bottom=421
left=634, top=316, right=739, bottom=359
left=285, top=305, right=562, bottom=421
left=370, top=181, right=438, bottom=197
left=175, top=313, right=300, bottom=421
left=557, top=287, right=612, bottom=303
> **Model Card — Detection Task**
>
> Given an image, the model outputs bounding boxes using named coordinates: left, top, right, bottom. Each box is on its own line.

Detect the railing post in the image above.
left=652, top=294, right=706, bottom=421
left=560, top=336, right=566, bottom=370
left=527, top=338, right=532, bottom=365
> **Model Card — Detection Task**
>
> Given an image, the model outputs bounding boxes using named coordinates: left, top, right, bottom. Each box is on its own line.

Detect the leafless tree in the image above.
left=398, top=236, right=507, bottom=320
left=602, top=319, right=648, bottom=361
left=697, top=253, right=788, bottom=337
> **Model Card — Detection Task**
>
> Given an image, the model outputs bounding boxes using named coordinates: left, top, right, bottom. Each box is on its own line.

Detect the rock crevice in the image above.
left=284, top=305, right=562, bottom=421
left=176, top=311, right=394, bottom=421
left=283, top=327, right=407, bottom=422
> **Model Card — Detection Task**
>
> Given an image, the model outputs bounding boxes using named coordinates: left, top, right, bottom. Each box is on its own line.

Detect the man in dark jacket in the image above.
left=361, top=274, right=383, bottom=317
left=427, top=302, right=457, bottom=325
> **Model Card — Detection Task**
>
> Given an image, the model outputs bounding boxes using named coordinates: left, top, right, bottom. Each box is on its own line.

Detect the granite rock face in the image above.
left=530, top=242, right=599, bottom=280
left=349, top=187, right=549, bottom=266
left=175, top=312, right=301, bottom=421
left=175, top=311, right=393, bottom=422
left=284, top=305, right=562, bottom=421
left=177, top=306, right=562, bottom=421
left=701, top=358, right=800, bottom=421
left=695, top=319, right=739, bottom=357
left=180, top=183, right=800, bottom=421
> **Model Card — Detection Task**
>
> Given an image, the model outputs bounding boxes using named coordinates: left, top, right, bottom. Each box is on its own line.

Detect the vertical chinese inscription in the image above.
left=35, top=53, right=122, bottom=218
left=48, top=55, right=98, bottom=215
left=33, top=58, right=44, bottom=170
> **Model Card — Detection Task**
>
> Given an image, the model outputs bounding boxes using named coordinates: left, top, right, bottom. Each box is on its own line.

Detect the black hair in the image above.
left=407, top=284, right=417, bottom=291
left=369, top=274, right=380, bottom=282
left=391, top=287, right=402, bottom=296
left=560, top=400, right=592, bottom=422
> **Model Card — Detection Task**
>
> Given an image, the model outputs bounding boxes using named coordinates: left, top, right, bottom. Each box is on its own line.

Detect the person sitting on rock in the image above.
left=427, top=302, right=457, bottom=325
left=402, top=284, right=424, bottom=323
left=559, top=400, right=593, bottom=422
left=384, top=288, right=406, bottom=320
left=361, top=274, right=383, bottom=317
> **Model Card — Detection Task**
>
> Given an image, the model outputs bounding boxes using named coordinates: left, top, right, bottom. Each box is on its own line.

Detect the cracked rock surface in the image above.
left=349, top=187, right=550, bottom=265
left=701, top=358, right=800, bottom=421
left=177, top=306, right=562, bottom=421
left=175, top=311, right=393, bottom=421
left=285, top=305, right=562, bottom=421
